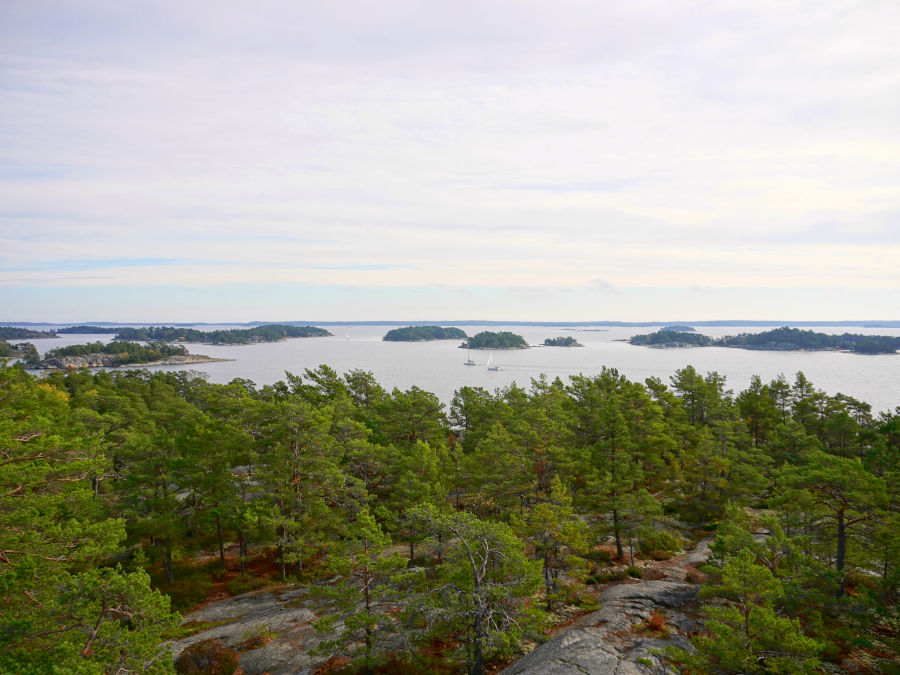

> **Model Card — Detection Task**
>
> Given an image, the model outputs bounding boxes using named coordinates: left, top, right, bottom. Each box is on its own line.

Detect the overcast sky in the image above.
left=1, top=0, right=898, bottom=322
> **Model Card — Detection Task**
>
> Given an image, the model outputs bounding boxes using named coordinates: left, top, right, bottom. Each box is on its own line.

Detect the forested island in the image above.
left=543, top=336, right=583, bottom=347
left=114, top=324, right=332, bottom=344
left=383, top=325, right=468, bottom=341
left=662, top=324, right=695, bottom=332
left=55, top=325, right=125, bottom=334
left=462, top=331, right=529, bottom=350
left=629, top=330, right=713, bottom=348
left=2, top=360, right=896, bottom=674
left=0, top=326, right=56, bottom=339
left=630, top=326, right=900, bottom=354
left=35, top=341, right=225, bottom=368
left=0, top=340, right=39, bottom=362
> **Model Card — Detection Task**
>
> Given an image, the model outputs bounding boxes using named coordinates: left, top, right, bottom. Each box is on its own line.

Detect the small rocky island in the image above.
left=629, top=330, right=712, bottom=349
left=383, top=325, right=468, bottom=341
left=461, top=331, right=529, bottom=350
left=35, top=341, right=228, bottom=369
left=543, top=336, right=583, bottom=347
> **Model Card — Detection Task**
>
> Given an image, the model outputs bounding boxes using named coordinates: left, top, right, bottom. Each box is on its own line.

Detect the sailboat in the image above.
left=487, top=352, right=499, bottom=371
left=464, top=348, right=476, bottom=366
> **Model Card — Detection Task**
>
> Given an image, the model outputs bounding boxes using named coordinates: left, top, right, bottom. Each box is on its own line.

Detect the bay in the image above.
left=15, top=323, right=900, bottom=415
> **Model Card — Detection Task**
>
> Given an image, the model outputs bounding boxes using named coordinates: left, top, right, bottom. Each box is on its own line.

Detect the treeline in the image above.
left=463, top=330, right=529, bottom=349
left=114, top=324, right=332, bottom=344
left=0, top=340, right=39, bottom=362
left=0, top=326, right=55, bottom=339
left=44, top=340, right=189, bottom=363
left=383, top=326, right=468, bottom=341
left=55, top=325, right=124, bottom=334
left=1, top=363, right=897, bottom=673
left=631, top=326, right=900, bottom=353
left=629, top=330, right=712, bottom=347
left=543, top=336, right=582, bottom=347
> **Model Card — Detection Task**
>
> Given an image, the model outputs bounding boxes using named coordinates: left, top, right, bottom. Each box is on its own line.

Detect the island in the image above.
left=0, top=326, right=56, bottom=340
left=461, top=331, right=529, bottom=350
left=543, top=336, right=583, bottom=347
left=662, top=324, right=696, bottom=332
left=55, top=325, right=124, bottom=334
left=0, top=340, right=39, bottom=362
left=628, top=330, right=712, bottom=348
left=628, top=327, right=899, bottom=354
left=35, top=341, right=228, bottom=369
left=383, top=326, right=468, bottom=341
left=113, top=324, right=332, bottom=344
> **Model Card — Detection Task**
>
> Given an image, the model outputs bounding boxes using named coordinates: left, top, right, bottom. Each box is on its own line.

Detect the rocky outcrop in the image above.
left=501, top=538, right=712, bottom=675
left=170, top=587, right=330, bottom=675
left=37, top=353, right=228, bottom=369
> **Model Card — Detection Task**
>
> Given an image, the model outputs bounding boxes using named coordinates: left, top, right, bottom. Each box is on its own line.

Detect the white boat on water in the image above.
left=487, top=352, right=499, bottom=371
left=465, top=348, right=476, bottom=366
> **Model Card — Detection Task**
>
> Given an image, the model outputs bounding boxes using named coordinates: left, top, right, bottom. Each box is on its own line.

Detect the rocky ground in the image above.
left=168, top=538, right=711, bottom=675
left=500, top=538, right=712, bottom=675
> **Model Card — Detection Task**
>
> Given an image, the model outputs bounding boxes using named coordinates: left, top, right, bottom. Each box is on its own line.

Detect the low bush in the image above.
left=638, top=529, right=683, bottom=555
left=627, top=566, right=643, bottom=578
left=174, top=639, right=238, bottom=675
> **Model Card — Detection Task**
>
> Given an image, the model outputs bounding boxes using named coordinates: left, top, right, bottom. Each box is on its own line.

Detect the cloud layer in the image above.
left=1, top=1, right=898, bottom=319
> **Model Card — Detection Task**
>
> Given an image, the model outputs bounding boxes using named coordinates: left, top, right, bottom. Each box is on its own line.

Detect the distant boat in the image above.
left=465, top=349, right=476, bottom=366
left=487, top=352, right=499, bottom=371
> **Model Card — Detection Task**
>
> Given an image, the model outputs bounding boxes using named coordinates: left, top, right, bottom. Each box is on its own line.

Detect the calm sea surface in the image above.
left=15, top=324, right=900, bottom=415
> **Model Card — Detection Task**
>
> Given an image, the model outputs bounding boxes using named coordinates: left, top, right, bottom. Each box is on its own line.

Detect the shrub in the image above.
left=648, top=549, right=672, bottom=561
left=638, top=529, right=683, bottom=555
left=627, top=566, right=643, bottom=579
left=174, top=639, right=238, bottom=675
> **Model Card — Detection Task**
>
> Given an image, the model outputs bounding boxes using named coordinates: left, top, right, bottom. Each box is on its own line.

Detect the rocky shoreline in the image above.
left=36, top=353, right=231, bottom=369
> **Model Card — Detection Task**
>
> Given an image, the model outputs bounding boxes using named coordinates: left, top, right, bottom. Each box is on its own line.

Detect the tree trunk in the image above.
left=835, top=508, right=846, bottom=597
left=238, top=530, right=246, bottom=577
left=164, top=539, right=174, bottom=583
left=216, top=512, right=226, bottom=571
left=612, top=508, right=624, bottom=559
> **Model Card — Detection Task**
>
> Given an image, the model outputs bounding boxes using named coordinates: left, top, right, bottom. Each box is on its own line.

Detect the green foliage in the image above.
left=715, top=326, right=900, bottom=353
left=55, top=325, right=123, bottom=334
left=43, top=340, right=189, bottom=363
left=542, top=336, right=582, bottom=347
left=1, top=361, right=897, bottom=671
left=383, top=325, right=468, bottom=341
left=629, top=330, right=712, bottom=346
left=0, top=326, right=54, bottom=339
left=409, top=504, right=546, bottom=675
left=114, top=324, right=331, bottom=344
left=462, top=331, right=528, bottom=350
left=669, top=549, right=822, bottom=673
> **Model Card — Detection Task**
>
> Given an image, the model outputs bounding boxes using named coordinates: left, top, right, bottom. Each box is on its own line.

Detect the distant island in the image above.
left=629, top=327, right=899, bottom=354
left=35, top=341, right=227, bottom=369
left=0, top=327, right=56, bottom=340
left=662, top=324, right=695, bottom=332
left=383, top=326, right=468, bottom=342
left=113, top=324, right=332, bottom=345
left=55, top=325, right=124, bottom=334
left=462, top=331, right=529, bottom=350
left=543, top=336, right=583, bottom=347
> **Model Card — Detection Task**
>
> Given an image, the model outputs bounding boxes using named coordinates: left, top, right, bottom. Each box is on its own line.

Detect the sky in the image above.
left=1, top=0, right=898, bottom=322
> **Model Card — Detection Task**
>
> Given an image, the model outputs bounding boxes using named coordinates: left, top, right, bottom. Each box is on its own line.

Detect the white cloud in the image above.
left=1, top=0, right=898, bottom=318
